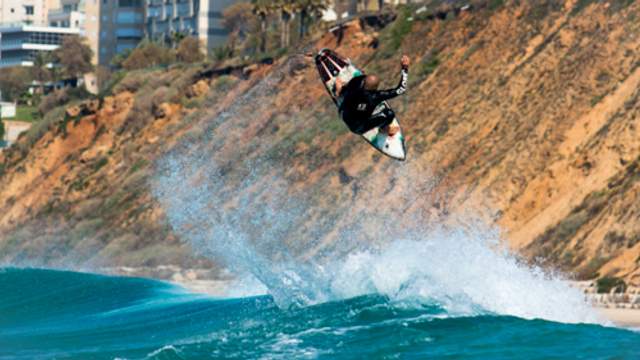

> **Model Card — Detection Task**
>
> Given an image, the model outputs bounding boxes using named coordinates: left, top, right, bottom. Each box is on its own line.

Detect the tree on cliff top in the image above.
left=32, top=52, right=53, bottom=95
left=176, top=37, right=205, bottom=63
left=275, top=0, right=297, bottom=48
left=54, top=36, right=94, bottom=79
left=121, top=41, right=176, bottom=70
left=0, top=118, right=5, bottom=142
left=0, top=67, right=33, bottom=102
left=252, top=0, right=275, bottom=53
left=296, top=0, right=328, bottom=39
left=223, top=2, right=255, bottom=55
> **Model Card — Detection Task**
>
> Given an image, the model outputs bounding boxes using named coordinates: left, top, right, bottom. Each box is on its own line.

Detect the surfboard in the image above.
left=314, top=48, right=407, bottom=161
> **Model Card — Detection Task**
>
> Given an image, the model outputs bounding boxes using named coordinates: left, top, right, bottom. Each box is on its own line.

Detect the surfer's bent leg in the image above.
left=354, top=107, right=395, bottom=134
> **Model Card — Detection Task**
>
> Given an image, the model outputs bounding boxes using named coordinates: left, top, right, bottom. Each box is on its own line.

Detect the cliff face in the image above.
left=1, top=0, right=639, bottom=285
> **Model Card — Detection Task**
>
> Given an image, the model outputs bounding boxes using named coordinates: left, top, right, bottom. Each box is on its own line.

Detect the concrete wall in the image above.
left=1, top=120, right=31, bottom=146
left=0, top=101, right=16, bottom=118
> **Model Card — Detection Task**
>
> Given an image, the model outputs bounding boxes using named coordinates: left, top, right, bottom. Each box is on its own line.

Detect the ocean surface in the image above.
left=1, top=268, right=639, bottom=360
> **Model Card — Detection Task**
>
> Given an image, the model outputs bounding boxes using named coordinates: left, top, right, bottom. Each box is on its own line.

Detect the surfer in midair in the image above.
left=334, top=55, right=410, bottom=137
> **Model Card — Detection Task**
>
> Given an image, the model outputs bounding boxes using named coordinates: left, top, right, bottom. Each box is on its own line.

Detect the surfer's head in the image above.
left=364, top=75, right=380, bottom=91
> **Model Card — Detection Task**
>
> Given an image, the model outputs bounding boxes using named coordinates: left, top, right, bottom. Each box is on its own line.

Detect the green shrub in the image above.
left=526, top=0, right=562, bottom=23
left=573, top=0, right=634, bottom=15
left=571, top=0, right=597, bottom=15
left=38, top=87, right=92, bottom=115
left=38, top=88, right=69, bottom=115
left=590, top=94, right=605, bottom=106
left=379, top=6, right=414, bottom=59
left=129, top=158, right=149, bottom=174
left=212, top=45, right=234, bottom=61
left=176, top=37, right=204, bottom=63
left=99, top=70, right=127, bottom=97
left=214, top=75, right=238, bottom=92
left=93, top=157, right=109, bottom=171
left=121, top=41, right=176, bottom=70
left=596, top=276, right=627, bottom=293
left=462, top=42, right=483, bottom=62
left=19, top=106, right=66, bottom=150
left=418, top=52, right=441, bottom=78
left=112, top=71, right=148, bottom=94
left=68, top=178, right=88, bottom=192
left=608, top=0, right=635, bottom=12
left=183, top=97, right=203, bottom=109
left=488, top=0, right=505, bottom=11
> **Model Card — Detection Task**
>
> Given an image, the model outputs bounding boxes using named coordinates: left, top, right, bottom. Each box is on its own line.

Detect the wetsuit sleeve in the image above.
left=370, top=67, right=409, bottom=104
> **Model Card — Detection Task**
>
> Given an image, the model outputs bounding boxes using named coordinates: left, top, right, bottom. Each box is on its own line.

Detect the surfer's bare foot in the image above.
left=335, top=78, right=345, bottom=96
left=384, top=125, right=400, bottom=137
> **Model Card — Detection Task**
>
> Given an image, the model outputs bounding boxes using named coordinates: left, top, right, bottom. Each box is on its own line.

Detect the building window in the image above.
left=25, top=6, right=34, bottom=15
left=117, top=11, right=143, bottom=24
left=118, top=0, right=142, bottom=7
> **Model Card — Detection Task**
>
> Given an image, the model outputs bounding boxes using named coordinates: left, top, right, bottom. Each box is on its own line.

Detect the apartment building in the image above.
left=145, top=0, right=197, bottom=41
left=0, top=0, right=50, bottom=26
left=82, top=0, right=237, bottom=67
left=0, top=24, right=80, bottom=68
left=84, top=0, right=145, bottom=66
left=1, top=0, right=241, bottom=68
left=196, top=0, right=236, bottom=51
left=48, top=0, right=85, bottom=29
left=146, top=0, right=237, bottom=51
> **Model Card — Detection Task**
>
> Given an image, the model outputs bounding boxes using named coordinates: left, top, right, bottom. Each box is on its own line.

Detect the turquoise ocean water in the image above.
left=1, top=268, right=639, bottom=360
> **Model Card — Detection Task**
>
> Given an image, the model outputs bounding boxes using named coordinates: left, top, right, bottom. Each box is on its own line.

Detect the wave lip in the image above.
left=323, top=236, right=602, bottom=325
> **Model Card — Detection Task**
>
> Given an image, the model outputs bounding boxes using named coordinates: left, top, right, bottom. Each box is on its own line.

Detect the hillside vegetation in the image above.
left=1, top=0, right=639, bottom=287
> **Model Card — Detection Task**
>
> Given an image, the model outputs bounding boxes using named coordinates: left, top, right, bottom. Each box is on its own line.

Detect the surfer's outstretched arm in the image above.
left=371, top=55, right=410, bottom=104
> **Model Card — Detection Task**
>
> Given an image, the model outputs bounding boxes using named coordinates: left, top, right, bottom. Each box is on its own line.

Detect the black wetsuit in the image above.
left=339, top=67, right=408, bottom=134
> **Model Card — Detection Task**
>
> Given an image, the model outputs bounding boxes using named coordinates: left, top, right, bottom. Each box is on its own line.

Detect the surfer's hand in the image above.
left=401, top=55, right=410, bottom=69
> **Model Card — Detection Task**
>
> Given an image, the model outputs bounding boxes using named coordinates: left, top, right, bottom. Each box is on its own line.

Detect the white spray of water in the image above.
left=152, top=58, right=603, bottom=325
left=325, top=232, right=601, bottom=323
left=153, top=151, right=602, bottom=324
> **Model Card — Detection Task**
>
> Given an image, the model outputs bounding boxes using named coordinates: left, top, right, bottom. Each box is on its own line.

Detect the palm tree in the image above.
left=296, top=0, right=327, bottom=40
left=275, top=0, right=296, bottom=48
left=252, top=0, right=273, bottom=53
left=222, top=2, right=253, bottom=55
